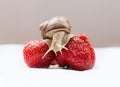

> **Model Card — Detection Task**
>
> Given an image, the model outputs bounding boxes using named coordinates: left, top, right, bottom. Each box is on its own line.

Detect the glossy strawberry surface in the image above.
left=23, top=40, right=54, bottom=68
left=56, top=34, right=95, bottom=70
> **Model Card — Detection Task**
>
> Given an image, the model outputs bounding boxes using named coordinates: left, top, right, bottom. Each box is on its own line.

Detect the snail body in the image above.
left=40, top=16, right=73, bottom=57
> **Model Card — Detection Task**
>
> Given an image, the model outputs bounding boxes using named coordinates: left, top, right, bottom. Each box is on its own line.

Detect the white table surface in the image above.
left=0, top=44, right=120, bottom=87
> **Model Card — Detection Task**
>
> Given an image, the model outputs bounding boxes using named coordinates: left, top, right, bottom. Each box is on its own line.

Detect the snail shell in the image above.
left=40, top=16, right=71, bottom=39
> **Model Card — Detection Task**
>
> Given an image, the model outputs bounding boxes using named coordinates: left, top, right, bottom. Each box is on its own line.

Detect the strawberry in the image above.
left=56, top=34, right=95, bottom=71
left=23, top=40, right=55, bottom=68
left=51, top=58, right=58, bottom=65
left=56, top=52, right=67, bottom=67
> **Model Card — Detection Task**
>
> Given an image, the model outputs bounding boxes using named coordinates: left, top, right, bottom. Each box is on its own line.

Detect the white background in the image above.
left=0, top=0, right=120, bottom=47
left=0, top=45, right=120, bottom=87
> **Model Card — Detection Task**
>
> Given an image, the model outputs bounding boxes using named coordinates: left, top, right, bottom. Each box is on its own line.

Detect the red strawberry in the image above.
left=56, top=53, right=67, bottom=67
left=51, top=58, right=58, bottom=65
left=23, top=40, right=55, bottom=68
left=56, top=34, right=95, bottom=71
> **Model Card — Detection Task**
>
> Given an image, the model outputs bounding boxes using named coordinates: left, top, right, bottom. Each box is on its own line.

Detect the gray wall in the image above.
left=0, top=0, right=120, bottom=47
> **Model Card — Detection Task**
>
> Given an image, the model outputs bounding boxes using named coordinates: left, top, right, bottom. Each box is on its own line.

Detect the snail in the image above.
left=40, top=16, right=73, bottom=58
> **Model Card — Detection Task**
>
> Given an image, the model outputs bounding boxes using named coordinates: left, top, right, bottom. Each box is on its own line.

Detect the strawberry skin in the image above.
left=23, top=40, right=54, bottom=68
left=56, top=51, right=67, bottom=67
left=51, top=58, right=58, bottom=65
left=56, top=34, right=95, bottom=71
